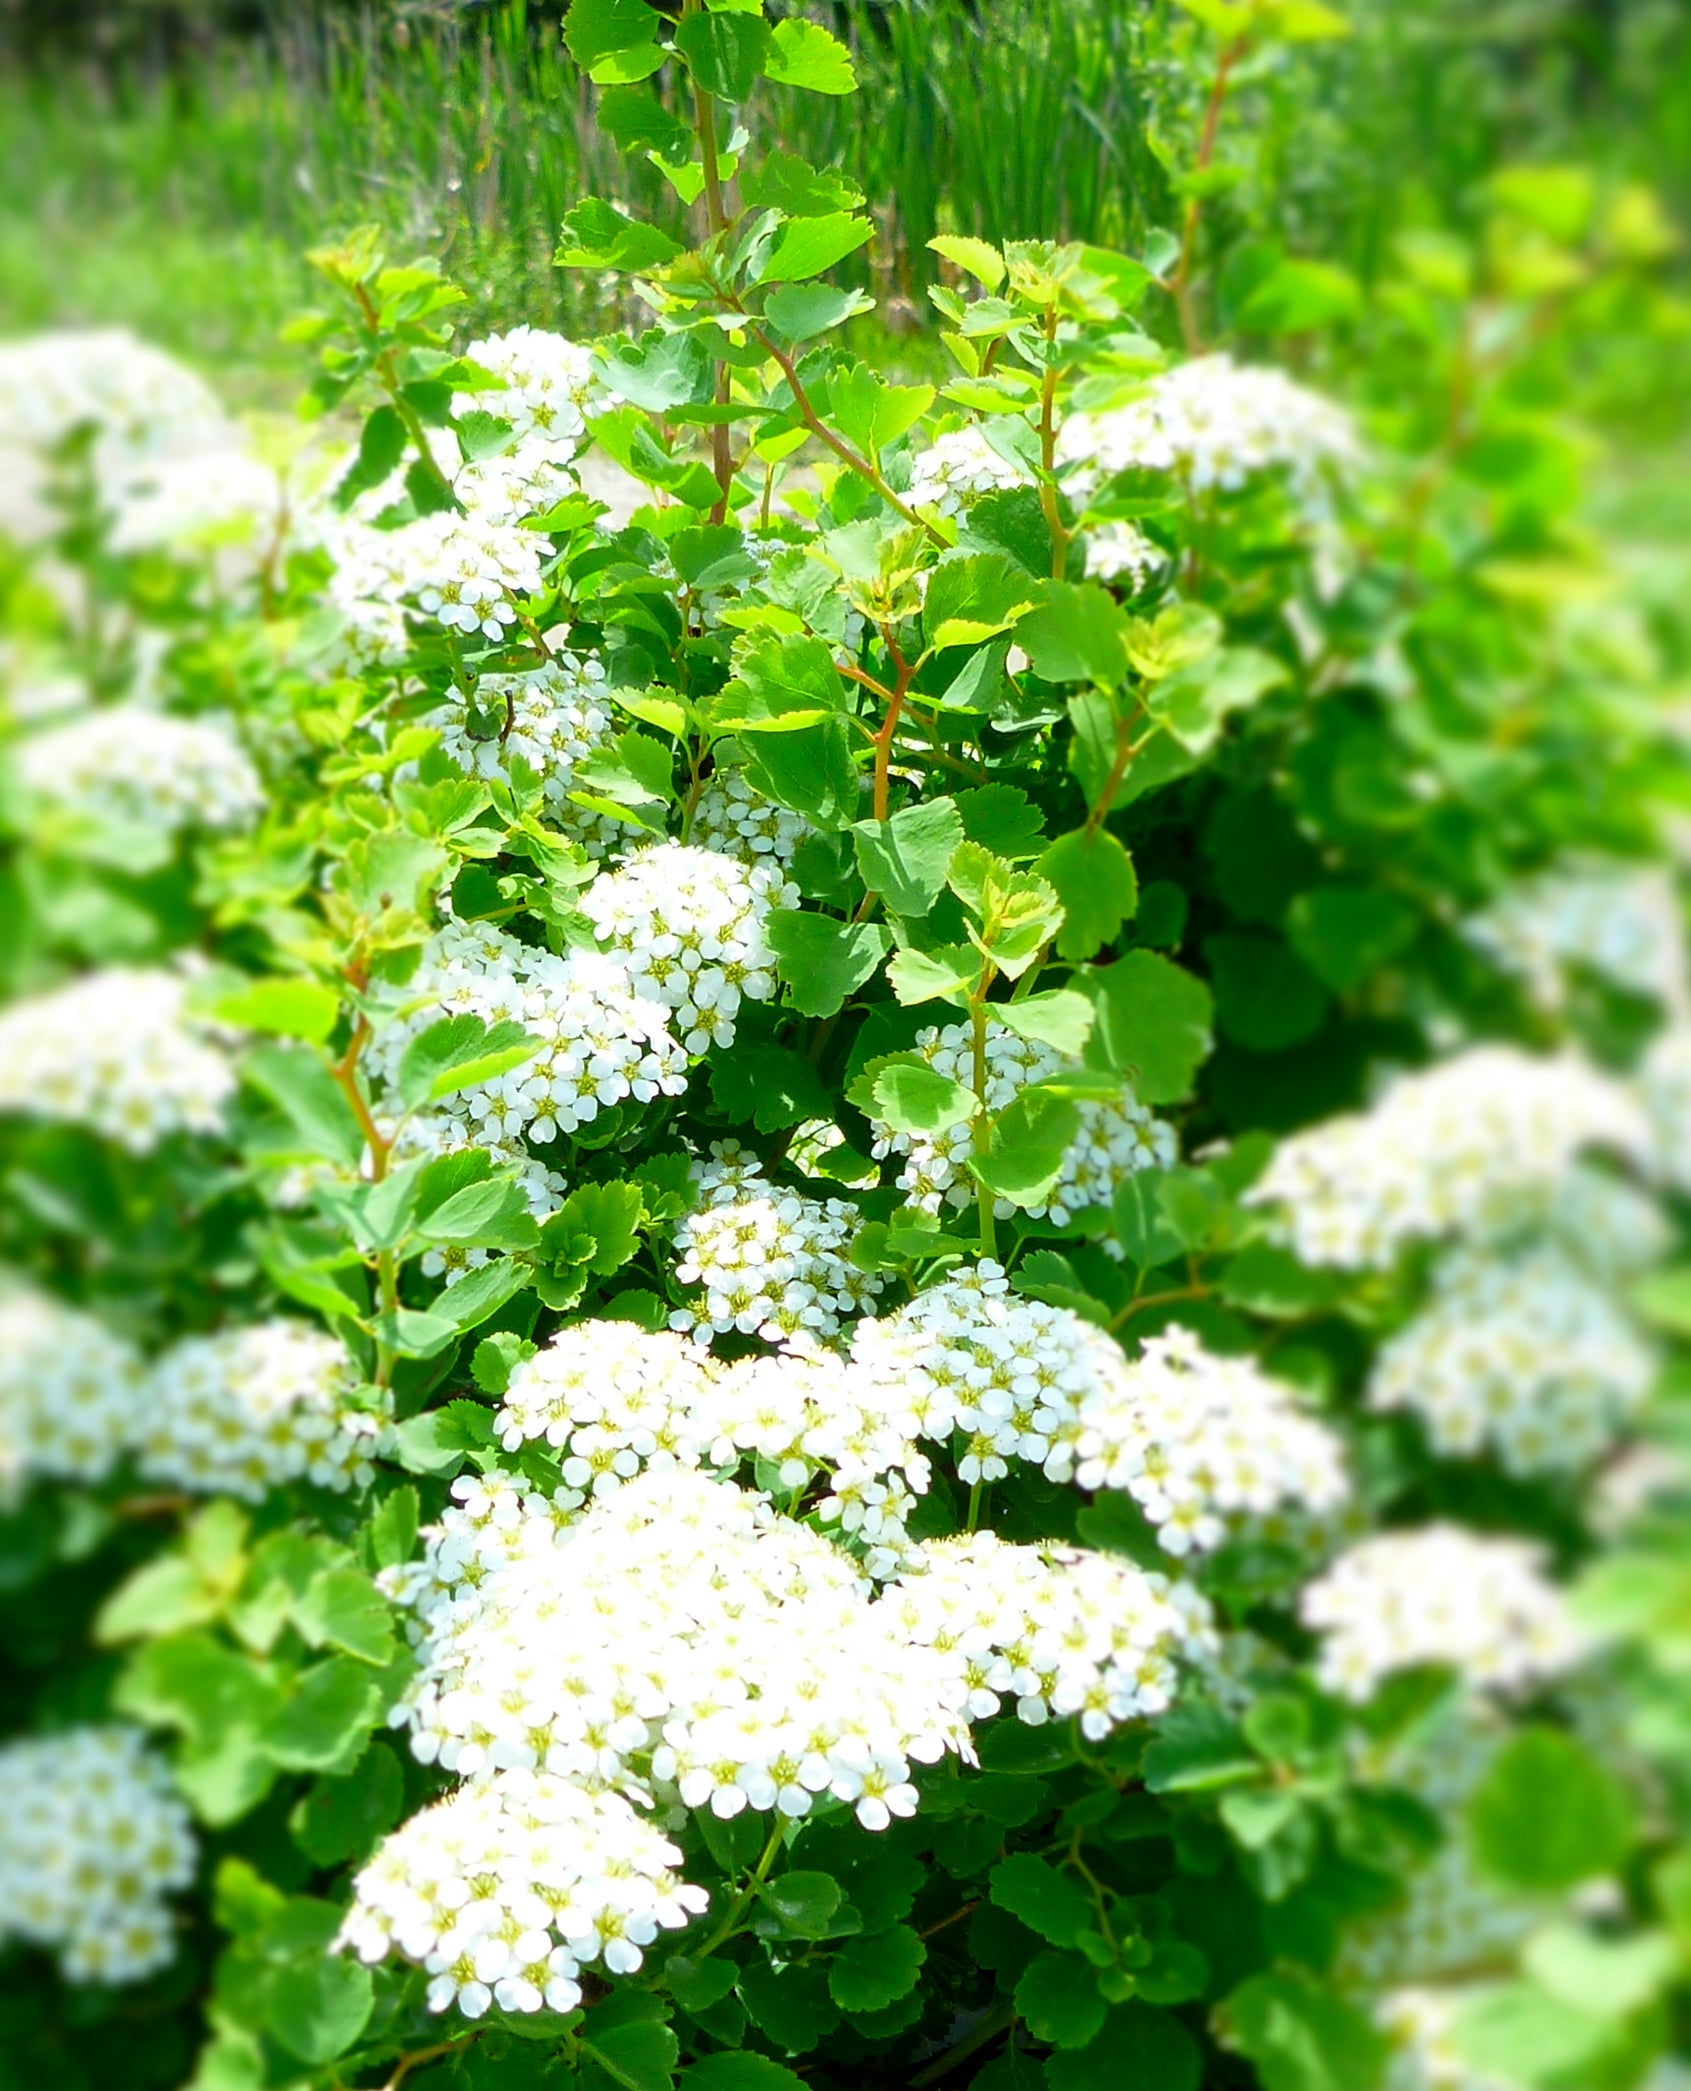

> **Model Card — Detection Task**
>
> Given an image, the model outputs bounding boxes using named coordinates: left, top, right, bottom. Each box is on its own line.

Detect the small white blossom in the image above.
left=0, top=967, right=235, bottom=1152
left=1465, top=858, right=1688, bottom=1017
left=456, top=325, right=600, bottom=456
left=1057, top=354, right=1356, bottom=502
left=0, top=328, right=226, bottom=476
left=0, top=1282, right=142, bottom=1502
left=0, top=1725, right=195, bottom=1985
left=580, top=841, right=792, bottom=1053
left=905, top=426, right=1034, bottom=517
left=1247, top=1046, right=1651, bottom=1269
left=1301, top=1526, right=1582, bottom=1701
left=427, top=652, right=624, bottom=855
left=1082, top=519, right=1164, bottom=589
left=689, top=767, right=812, bottom=870
left=137, top=1319, right=379, bottom=1502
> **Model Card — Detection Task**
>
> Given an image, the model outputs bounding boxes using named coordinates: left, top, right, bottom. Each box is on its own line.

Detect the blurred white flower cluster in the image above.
left=1639, top=1025, right=1691, bottom=1194
left=580, top=839, right=792, bottom=1053
left=136, top=1319, right=380, bottom=1501
left=867, top=1016, right=1175, bottom=1228
left=429, top=654, right=614, bottom=830
left=1465, top=857, right=1688, bottom=1017
left=905, top=426, right=1034, bottom=516
left=671, top=1143, right=885, bottom=1342
left=456, top=323, right=600, bottom=456
left=851, top=1262, right=1346, bottom=1551
left=0, top=966, right=235, bottom=1152
left=1301, top=1526, right=1581, bottom=1700
left=0, top=328, right=225, bottom=475
left=1248, top=1046, right=1650, bottom=1269
left=1370, top=1244, right=1655, bottom=1474
left=1082, top=518, right=1164, bottom=588
left=0, top=1724, right=195, bottom=1984
left=1056, top=353, right=1357, bottom=502
left=340, top=1768, right=702, bottom=2020
left=369, top=918, right=689, bottom=1149
left=17, top=705, right=263, bottom=836
left=0, top=1283, right=141, bottom=1502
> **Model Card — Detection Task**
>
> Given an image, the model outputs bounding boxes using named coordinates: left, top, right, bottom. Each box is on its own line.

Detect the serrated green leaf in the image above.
left=853, top=798, right=964, bottom=918
left=828, top=1924, right=926, bottom=2012
left=768, top=913, right=890, bottom=1017
left=1035, top=828, right=1138, bottom=961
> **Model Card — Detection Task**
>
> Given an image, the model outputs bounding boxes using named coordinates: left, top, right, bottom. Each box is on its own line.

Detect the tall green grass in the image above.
left=3, top=0, right=1687, bottom=380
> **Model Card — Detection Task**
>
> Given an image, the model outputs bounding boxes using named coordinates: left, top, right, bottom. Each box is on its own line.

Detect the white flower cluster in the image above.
left=1247, top=1047, right=1650, bottom=1269
left=580, top=840, right=791, bottom=1053
left=0, top=328, right=226, bottom=473
left=1082, top=519, right=1164, bottom=589
left=850, top=1264, right=1346, bottom=1552
left=1376, top=1989, right=1511, bottom=2091
left=395, top=1114, right=569, bottom=1287
left=457, top=325, right=599, bottom=457
left=671, top=1144, right=885, bottom=1342
left=689, top=766, right=811, bottom=870
left=0, top=966, right=235, bottom=1152
left=110, top=447, right=287, bottom=558
left=340, top=1770, right=702, bottom=2019
left=1056, top=354, right=1357, bottom=502
left=0, top=1725, right=195, bottom=1984
left=1301, top=1526, right=1581, bottom=1701
left=905, top=426, right=1034, bottom=517
left=887, top=1531, right=1211, bottom=1737
left=136, top=1319, right=380, bottom=1501
left=1639, top=1026, right=1691, bottom=1195
left=369, top=920, right=689, bottom=1147
left=867, top=1018, right=1176, bottom=1228
left=0, top=1283, right=141, bottom=1502
left=17, top=706, right=263, bottom=835
left=430, top=653, right=611, bottom=808
left=1370, top=1245, right=1655, bottom=1474
left=1465, top=858, right=1688, bottom=1017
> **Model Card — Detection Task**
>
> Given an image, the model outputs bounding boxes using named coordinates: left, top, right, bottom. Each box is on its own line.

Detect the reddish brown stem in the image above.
left=1169, top=38, right=1246, bottom=355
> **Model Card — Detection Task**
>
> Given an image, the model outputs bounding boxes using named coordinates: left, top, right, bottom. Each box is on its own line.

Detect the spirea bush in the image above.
left=2, top=4, right=1691, bottom=2090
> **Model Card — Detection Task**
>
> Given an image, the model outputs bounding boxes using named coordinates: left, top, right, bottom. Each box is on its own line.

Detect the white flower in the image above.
left=690, top=767, right=812, bottom=870
left=1301, top=1526, right=1582, bottom=1701
left=0, top=1724, right=195, bottom=1986
left=1638, top=1025, right=1691, bottom=1195
left=110, top=447, right=286, bottom=558
left=0, top=1282, right=142, bottom=1502
left=367, top=920, right=689, bottom=1148
left=580, top=841, right=793, bottom=1054
left=0, top=967, right=235, bottom=1152
left=1370, top=1244, right=1655, bottom=1474
left=905, top=426, right=1034, bottom=517
left=17, top=706, right=263, bottom=835
left=866, top=1018, right=1175, bottom=1230
left=671, top=1144, right=886, bottom=1343
left=427, top=652, right=625, bottom=855
left=0, top=328, right=227, bottom=476
left=327, top=505, right=546, bottom=651
left=1056, top=354, right=1356, bottom=502
left=456, top=326, right=600, bottom=456
left=1246, top=1046, right=1651, bottom=1269
left=137, top=1319, right=379, bottom=1502
left=1465, top=858, right=1688, bottom=1017
left=1082, top=519, right=1164, bottom=589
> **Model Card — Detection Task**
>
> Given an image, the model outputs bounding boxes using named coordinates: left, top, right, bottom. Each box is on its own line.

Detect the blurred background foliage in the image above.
left=2, top=0, right=1689, bottom=422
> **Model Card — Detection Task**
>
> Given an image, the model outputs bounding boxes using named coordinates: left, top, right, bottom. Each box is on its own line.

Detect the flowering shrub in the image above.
left=2, top=6, right=1691, bottom=2091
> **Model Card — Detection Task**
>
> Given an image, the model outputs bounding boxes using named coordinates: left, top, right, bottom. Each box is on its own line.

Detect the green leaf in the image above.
left=989, top=1856, right=1095, bottom=1948
left=768, top=913, right=890, bottom=1017
left=955, top=783, right=1047, bottom=860
left=1468, top=1728, right=1637, bottom=1892
left=1285, top=886, right=1416, bottom=994
left=865, top=1054, right=976, bottom=1136
left=1142, top=1702, right=1258, bottom=1793
left=708, top=1043, right=832, bottom=1132
left=674, top=9, right=772, bottom=100
left=737, top=1960, right=842, bottom=2052
left=582, top=2018, right=680, bottom=2091
left=1080, top=950, right=1213, bottom=1103
left=202, top=977, right=341, bottom=1044
left=1015, top=1951, right=1107, bottom=2049
left=1236, top=257, right=1363, bottom=333
left=1522, top=1924, right=1678, bottom=2017
left=829, top=365, right=936, bottom=460
left=1148, top=646, right=1288, bottom=755
left=929, top=235, right=1007, bottom=292
left=1016, top=583, right=1130, bottom=686
left=1628, top=1267, right=1691, bottom=1335
left=290, top=1741, right=406, bottom=1867
left=853, top=799, right=964, bottom=918
left=721, top=631, right=849, bottom=729
left=557, top=198, right=683, bottom=272
left=759, top=1871, right=845, bottom=1938
left=1046, top=2006, right=1201, bottom=2091
left=264, top=1656, right=384, bottom=1773
left=264, top=1954, right=373, bottom=2066
left=397, top=1013, right=543, bottom=1112
left=1036, top=829, right=1138, bottom=961
left=413, top=1174, right=541, bottom=1252
left=762, top=17, right=857, bottom=93
left=97, top=1556, right=222, bottom=1643
left=759, top=211, right=875, bottom=286
left=680, top=2057, right=808, bottom=2091
left=740, top=150, right=864, bottom=219
left=293, top=1567, right=396, bottom=1666
left=577, top=728, right=678, bottom=810
left=1223, top=1971, right=1388, bottom=2091
left=995, top=990, right=1095, bottom=1056
left=244, top=1045, right=364, bottom=1166
left=563, top=0, right=660, bottom=68
left=765, top=282, right=876, bottom=341
left=972, top=1087, right=1081, bottom=1210
left=887, top=942, right=979, bottom=1006
left=922, top=554, right=1038, bottom=653
left=1452, top=1979, right=1652, bottom=2091
left=828, top=1924, right=926, bottom=2012
left=1205, top=933, right=1329, bottom=1052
